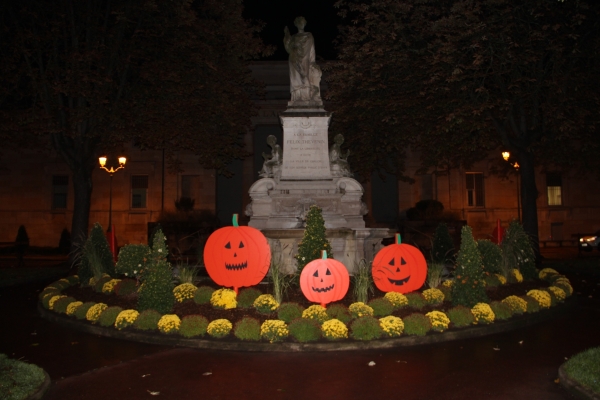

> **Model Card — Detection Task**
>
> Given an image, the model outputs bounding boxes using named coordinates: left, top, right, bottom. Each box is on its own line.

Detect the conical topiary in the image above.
left=431, top=222, right=455, bottom=264
left=294, top=205, right=333, bottom=281
left=451, top=226, right=488, bottom=307
left=477, top=239, right=503, bottom=275
left=78, top=222, right=115, bottom=285
left=501, top=220, right=537, bottom=280
left=137, top=228, right=175, bottom=314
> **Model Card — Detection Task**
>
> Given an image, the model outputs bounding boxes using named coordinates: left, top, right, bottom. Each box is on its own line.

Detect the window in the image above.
left=131, top=175, right=148, bottom=208
left=547, top=173, right=562, bottom=206
left=466, top=173, right=485, bottom=207
left=181, top=175, right=195, bottom=199
left=52, top=175, right=68, bottom=209
left=421, top=174, right=433, bottom=201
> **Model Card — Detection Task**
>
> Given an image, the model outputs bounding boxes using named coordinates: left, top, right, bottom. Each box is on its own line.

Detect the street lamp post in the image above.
left=502, top=151, right=520, bottom=222
left=98, top=156, right=127, bottom=233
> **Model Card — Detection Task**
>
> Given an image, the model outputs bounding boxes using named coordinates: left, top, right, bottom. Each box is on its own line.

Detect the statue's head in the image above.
left=267, top=135, right=277, bottom=146
left=334, top=134, right=344, bottom=145
left=294, top=16, right=307, bottom=31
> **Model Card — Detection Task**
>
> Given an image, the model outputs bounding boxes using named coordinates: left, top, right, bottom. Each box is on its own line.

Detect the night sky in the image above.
left=242, top=0, right=341, bottom=60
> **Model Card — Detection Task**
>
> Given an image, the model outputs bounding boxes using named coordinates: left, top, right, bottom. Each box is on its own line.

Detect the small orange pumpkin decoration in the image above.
left=300, top=250, right=349, bottom=308
left=372, top=234, right=427, bottom=293
left=204, top=214, right=271, bottom=294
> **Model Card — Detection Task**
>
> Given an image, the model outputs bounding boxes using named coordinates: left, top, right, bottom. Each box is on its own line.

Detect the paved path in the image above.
left=1, top=251, right=598, bottom=400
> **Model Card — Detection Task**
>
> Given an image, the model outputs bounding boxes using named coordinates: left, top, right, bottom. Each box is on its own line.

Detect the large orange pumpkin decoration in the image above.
left=372, top=234, right=427, bottom=293
left=204, top=214, right=271, bottom=294
left=300, top=250, right=349, bottom=308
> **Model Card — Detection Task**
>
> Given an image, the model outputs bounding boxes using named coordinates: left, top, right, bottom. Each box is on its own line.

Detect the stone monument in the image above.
left=246, top=17, right=390, bottom=273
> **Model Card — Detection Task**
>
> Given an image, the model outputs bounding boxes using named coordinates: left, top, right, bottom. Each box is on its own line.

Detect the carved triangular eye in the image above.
left=326, top=268, right=331, bottom=275
left=239, top=241, right=244, bottom=248
left=401, top=257, right=407, bottom=265
left=313, top=270, right=319, bottom=277
left=389, top=258, right=395, bottom=266
left=225, top=242, right=231, bottom=249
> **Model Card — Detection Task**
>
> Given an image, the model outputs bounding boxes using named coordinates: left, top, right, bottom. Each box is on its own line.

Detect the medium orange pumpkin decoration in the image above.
left=300, top=250, right=349, bottom=308
left=204, top=214, right=271, bottom=294
left=372, top=234, right=427, bottom=293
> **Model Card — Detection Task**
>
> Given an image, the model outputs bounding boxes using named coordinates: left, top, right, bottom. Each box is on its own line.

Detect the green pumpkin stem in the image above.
left=232, top=214, right=239, bottom=227
left=321, top=250, right=328, bottom=259
left=395, top=233, right=402, bottom=245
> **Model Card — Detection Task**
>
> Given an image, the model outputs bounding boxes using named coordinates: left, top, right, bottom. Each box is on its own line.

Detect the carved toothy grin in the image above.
left=312, top=284, right=334, bottom=293
left=225, top=261, right=248, bottom=271
left=387, top=276, right=410, bottom=286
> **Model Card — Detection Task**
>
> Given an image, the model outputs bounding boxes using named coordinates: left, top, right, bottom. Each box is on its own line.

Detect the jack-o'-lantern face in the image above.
left=300, top=251, right=349, bottom=308
left=204, top=214, right=271, bottom=293
left=372, top=234, right=427, bottom=293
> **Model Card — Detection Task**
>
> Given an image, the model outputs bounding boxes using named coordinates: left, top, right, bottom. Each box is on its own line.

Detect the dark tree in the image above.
left=328, top=0, right=600, bottom=261
left=1, top=0, right=271, bottom=262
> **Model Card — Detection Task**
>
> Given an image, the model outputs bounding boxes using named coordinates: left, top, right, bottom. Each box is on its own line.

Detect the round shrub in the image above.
left=102, top=279, right=121, bottom=294
left=133, top=309, right=162, bottom=331
left=326, top=303, right=352, bottom=324
left=47, top=295, right=66, bottom=310
left=321, top=319, right=348, bottom=340
left=484, top=274, right=502, bottom=288
left=49, top=279, right=71, bottom=291
left=278, top=302, right=305, bottom=324
left=210, top=288, right=237, bottom=310
left=511, top=269, right=523, bottom=283
left=158, top=314, right=181, bottom=334
left=93, top=276, right=113, bottom=293
left=405, top=292, right=427, bottom=310
left=253, top=294, right=279, bottom=314
left=234, top=317, right=261, bottom=341
left=288, top=318, right=322, bottom=343
left=554, top=278, right=573, bottom=296
left=526, top=290, right=551, bottom=309
left=439, top=285, right=452, bottom=303
left=425, top=311, right=450, bottom=332
left=379, top=316, right=404, bottom=337
left=194, top=286, right=215, bottom=304
left=39, top=287, right=60, bottom=302
left=367, top=298, right=394, bottom=317
left=471, top=303, right=495, bottom=325
left=86, top=303, right=108, bottom=322
left=521, top=295, right=541, bottom=313
left=403, top=313, right=432, bottom=336
left=543, top=289, right=559, bottom=306
left=64, top=275, right=80, bottom=285
left=302, top=305, right=329, bottom=323
left=547, top=286, right=566, bottom=302
left=52, top=296, right=76, bottom=314
left=348, top=302, right=374, bottom=319
left=447, top=305, right=475, bottom=327
left=384, top=292, right=408, bottom=309
left=115, top=243, right=149, bottom=278
left=237, top=288, right=262, bottom=308
left=495, top=274, right=507, bottom=285
left=74, top=302, right=96, bottom=320
left=502, top=295, right=528, bottom=315
left=179, top=315, right=209, bottom=338
left=422, top=288, right=445, bottom=305
left=173, top=283, right=197, bottom=303
left=350, top=316, right=383, bottom=341
left=115, top=310, right=139, bottom=330
left=260, top=320, right=288, bottom=343
left=41, top=292, right=61, bottom=309
left=207, top=319, right=233, bottom=338
left=539, top=268, right=559, bottom=281
left=114, top=279, right=138, bottom=296
left=489, top=301, right=512, bottom=321
left=98, top=306, right=123, bottom=327
left=66, top=301, right=83, bottom=316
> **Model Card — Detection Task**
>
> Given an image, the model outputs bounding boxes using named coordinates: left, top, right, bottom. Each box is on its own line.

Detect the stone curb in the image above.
left=38, top=298, right=574, bottom=352
left=558, top=364, right=600, bottom=400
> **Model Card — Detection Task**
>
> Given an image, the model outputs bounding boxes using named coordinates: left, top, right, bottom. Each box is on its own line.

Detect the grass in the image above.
left=562, top=346, right=600, bottom=394
left=0, top=354, right=46, bottom=400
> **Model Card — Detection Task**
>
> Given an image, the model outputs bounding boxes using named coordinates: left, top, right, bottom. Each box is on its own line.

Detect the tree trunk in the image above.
left=517, top=150, right=541, bottom=263
left=70, top=165, right=94, bottom=266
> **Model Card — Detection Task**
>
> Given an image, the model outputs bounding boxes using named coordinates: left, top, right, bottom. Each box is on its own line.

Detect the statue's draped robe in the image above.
left=285, top=32, right=317, bottom=102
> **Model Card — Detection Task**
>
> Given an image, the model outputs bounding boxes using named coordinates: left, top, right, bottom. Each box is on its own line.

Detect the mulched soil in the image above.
left=62, top=278, right=549, bottom=326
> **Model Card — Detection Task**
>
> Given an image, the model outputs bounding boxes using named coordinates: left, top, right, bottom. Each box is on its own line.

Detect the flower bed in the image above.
left=38, top=267, right=574, bottom=348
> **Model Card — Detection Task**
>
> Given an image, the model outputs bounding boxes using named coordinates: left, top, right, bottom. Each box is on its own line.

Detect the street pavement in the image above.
left=0, top=249, right=598, bottom=400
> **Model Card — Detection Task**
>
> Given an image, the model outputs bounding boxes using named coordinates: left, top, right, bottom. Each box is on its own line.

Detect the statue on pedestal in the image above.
left=329, top=134, right=352, bottom=177
left=259, top=135, right=282, bottom=178
left=284, top=17, right=322, bottom=105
